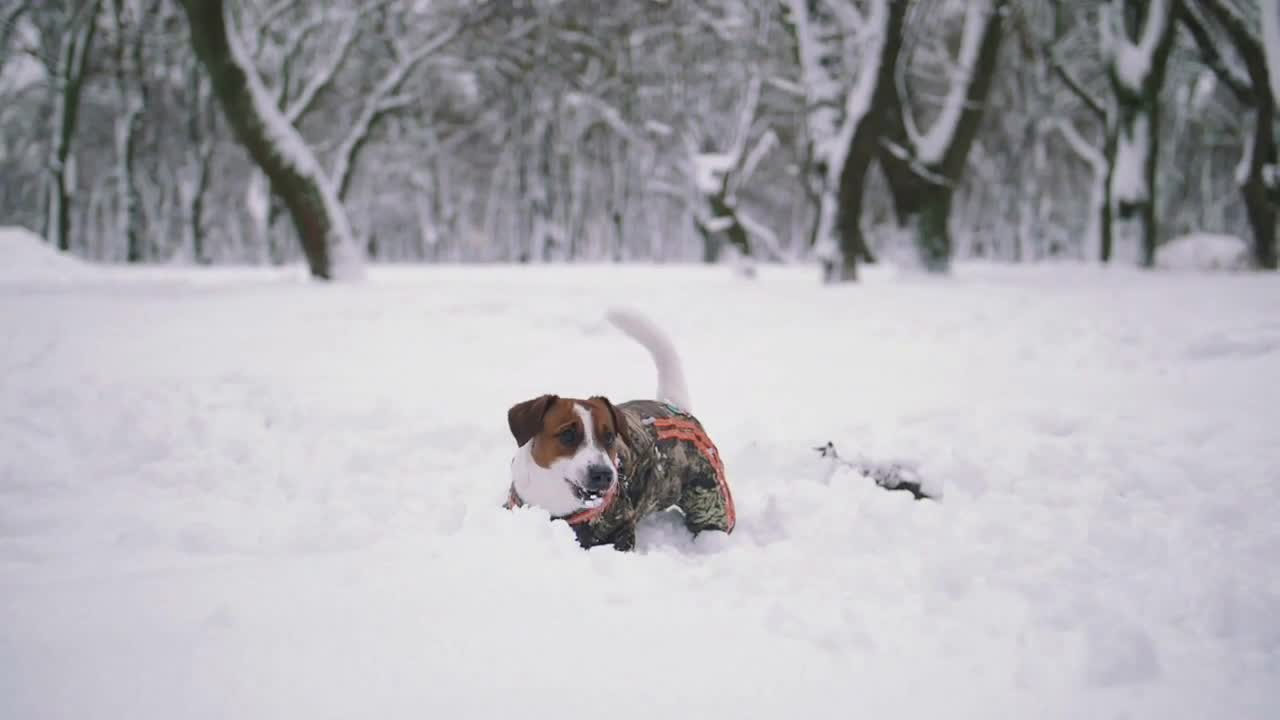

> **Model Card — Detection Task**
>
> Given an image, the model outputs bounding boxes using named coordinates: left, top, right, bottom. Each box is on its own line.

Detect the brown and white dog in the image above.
left=504, top=308, right=736, bottom=550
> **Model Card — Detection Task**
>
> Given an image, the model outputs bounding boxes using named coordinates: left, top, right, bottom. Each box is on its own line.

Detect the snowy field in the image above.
left=2, top=240, right=1279, bottom=719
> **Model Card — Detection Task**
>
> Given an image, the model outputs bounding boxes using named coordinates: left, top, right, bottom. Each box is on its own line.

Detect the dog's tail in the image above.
left=605, top=306, right=693, bottom=412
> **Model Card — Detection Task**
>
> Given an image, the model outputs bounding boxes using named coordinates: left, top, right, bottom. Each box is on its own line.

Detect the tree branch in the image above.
left=1031, top=0, right=1107, bottom=121
left=284, top=15, right=360, bottom=123
left=1046, top=47, right=1106, bottom=121
left=914, top=0, right=1006, bottom=169
left=1176, top=2, right=1254, bottom=104
left=0, top=0, right=30, bottom=75
left=1042, top=116, right=1105, bottom=172
left=331, top=21, right=465, bottom=200
left=820, top=0, right=865, bottom=34
left=1201, top=0, right=1273, bottom=105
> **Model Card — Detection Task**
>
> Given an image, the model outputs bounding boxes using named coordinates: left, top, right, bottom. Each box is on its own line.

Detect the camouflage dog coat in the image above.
left=506, top=400, right=736, bottom=551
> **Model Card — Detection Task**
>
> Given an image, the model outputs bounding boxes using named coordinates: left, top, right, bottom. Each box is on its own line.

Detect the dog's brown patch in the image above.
left=507, top=395, right=623, bottom=468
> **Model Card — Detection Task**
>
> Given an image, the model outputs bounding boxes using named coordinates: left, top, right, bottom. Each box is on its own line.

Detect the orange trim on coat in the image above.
left=652, top=417, right=736, bottom=532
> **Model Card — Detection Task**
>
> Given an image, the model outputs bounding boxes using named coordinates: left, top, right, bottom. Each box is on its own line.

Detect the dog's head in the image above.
left=507, top=394, right=623, bottom=517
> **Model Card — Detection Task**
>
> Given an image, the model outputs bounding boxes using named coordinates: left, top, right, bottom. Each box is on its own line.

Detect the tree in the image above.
left=180, top=53, right=217, bottom=264
left=1032, top=0, right=1112, bottom=261
left=786, top=0, right=910, bottom=282
left=109, top=0, right=158, bottom=263
left=41, top=0, right=101, bottom=253
left=1179, top=0, right=1278, bottom=270
left=877, top=0, right=1009, bottom=273
left=177, top=0, right=361, bottom=280
left=1100, top=0, right=1178, bottom=267
left=1264, top=0, right=1280, bottom=102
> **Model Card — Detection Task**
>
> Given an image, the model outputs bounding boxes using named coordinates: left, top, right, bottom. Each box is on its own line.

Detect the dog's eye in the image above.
left=558, top=427, right=579, bottom=446
left=602, top=431, right=616, bottom=448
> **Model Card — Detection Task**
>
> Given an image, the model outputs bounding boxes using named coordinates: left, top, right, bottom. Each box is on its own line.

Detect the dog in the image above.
left=503, top=308, right=736, bottom=551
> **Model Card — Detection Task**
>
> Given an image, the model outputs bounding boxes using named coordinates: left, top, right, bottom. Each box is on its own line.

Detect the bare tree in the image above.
left=0, top=0, right=1262, bottom=273
left=1100, top=0, right=1178, bottom=267
left=1179, top=0, right=1278, bottom=270
left=786, top=0, right=911, bottom=282
left=0, top=2, right=30, bottom=75
left=180, top=53, right=217, bottom=264
left=178, top=0, right=361, bottom=280
left=109, top=0, right=158, bottom=263
left=41, top=0, right=102, bottom=253
left=877, top=0, right=1009, bottom=273
left=1034, top=1, right=1112, bottom=261
left=1264, top=0, right=1280, bottom=102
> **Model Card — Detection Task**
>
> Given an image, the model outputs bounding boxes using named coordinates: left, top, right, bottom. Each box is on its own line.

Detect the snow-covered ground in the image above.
left=2, top=247, right=1279, bottom=719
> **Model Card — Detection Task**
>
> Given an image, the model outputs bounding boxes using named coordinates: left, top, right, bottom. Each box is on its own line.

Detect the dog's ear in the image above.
left=590, top=395, right=626, bottom=447
left=507, top=394, right=558, bottom=447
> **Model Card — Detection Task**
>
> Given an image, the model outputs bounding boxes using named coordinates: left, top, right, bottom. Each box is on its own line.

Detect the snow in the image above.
left=1155, top=232, right=1252, bottom=271
left=691, top=151, right=734, bottom=195
left=0, top=226, right=97, bottom=285
left=3, top=262, right=1280, bottom=719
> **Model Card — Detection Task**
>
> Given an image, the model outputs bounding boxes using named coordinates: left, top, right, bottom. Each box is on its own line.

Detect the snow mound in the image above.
left=0, top=225, right=97, bottom=285
left=1156, top=233, right=1252, bottom=271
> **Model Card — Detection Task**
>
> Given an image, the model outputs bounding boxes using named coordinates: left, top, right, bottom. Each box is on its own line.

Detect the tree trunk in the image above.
left=789, top=0, right=905, bottom=282
left=1099, top=120, right=1117, bottom=262
left=178, top=0, right=360, bottom=281
left=1243, top=172, right=1277, bottom=270
left=1102, top=0, right=1177, bottom=267
left=914, top=190, right=953, bottom=272
left=45, top=0, right=101, bottom=253
left=1240, top=105, right=1278, bottom=269
left=113, top=0, right=148, bottom=263
left=184, top=60, right=215, bottom=265
left=816, top=0, right=906, bottom=283
left=1107, top=93, right=1161, bottom=265
left=877, top=0, right=1006, bottom=274
left=696, top=188, right=752, bottom=264
left=1193, top=0, right=1279, bottom=270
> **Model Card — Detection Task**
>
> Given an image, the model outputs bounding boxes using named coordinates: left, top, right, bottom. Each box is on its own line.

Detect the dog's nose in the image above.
left=585, top=465, right=613, bottom=492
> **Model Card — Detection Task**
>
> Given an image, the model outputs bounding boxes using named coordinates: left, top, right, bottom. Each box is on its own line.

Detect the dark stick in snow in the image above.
left=814, top=441, right=936, bottom=502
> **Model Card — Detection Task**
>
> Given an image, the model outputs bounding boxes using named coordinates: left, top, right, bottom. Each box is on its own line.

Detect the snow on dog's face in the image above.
left=507, top=395, right=622, bottom=518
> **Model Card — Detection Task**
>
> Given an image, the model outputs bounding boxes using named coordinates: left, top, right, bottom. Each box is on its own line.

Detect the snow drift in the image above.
left=1156, top=232, right=1252, bottom=271
left=1, top=263, right=1278, bottom=720
left=0, top=225, right=97, bottom=285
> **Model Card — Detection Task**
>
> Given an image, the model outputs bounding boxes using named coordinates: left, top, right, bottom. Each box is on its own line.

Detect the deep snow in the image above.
left=2, top=254, right=1278, bottom=719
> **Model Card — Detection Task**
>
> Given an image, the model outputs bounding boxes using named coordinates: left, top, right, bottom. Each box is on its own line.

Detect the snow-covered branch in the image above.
left=1043, top=116, right=1104, bottom=172
left=284, top=16, right=360, bottom=124
left=1175, top=3, right=1253, bottom=104
left=563, top=91, right=646, bottom=145
left=1046, top=48, right=1106, bottom=120
left=0, top=1, right=29, bottom=74
left=914, top=0, right=999, bottom=165
left=824, top=0, right=887, bottom=170
left=331, top=21, right=464, bottom=200
left=1197, top=0, right=1275, bottom=105
left=690, top=73, right=762, bottom=196
left=1101, top=0, right=1173, bottom=95
left=739, top=128, right=778, bottom=186
left=821, top=0, right=865, bottom=34
left=267, top=13, right=327, bottom=66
